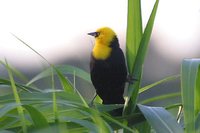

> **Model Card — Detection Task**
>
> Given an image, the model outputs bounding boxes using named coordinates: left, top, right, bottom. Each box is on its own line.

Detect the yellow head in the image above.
left=88, top=27, right=117, bottom=60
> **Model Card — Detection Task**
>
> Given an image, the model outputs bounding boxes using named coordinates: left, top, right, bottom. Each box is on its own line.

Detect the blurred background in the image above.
left=0, top=0, right=200, bottom=105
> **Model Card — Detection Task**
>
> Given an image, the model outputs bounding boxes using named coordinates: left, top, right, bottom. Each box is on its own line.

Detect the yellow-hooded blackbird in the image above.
left=88, top=27, right=127, bottom=107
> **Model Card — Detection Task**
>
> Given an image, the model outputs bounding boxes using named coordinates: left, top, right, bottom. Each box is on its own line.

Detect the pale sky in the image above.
left=0, top=0, right=200, bottom=70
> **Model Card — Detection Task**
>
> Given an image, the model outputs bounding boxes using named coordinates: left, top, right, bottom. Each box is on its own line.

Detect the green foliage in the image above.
left=124, top=0, right=159, bottom=114
left=138, top=104, right=183, bottom=133
left=0, top=0, right=199, bottom=132
left=181, top=59, right=200, bottom=133
left=126, top=0, right=142, bottom=73
left=1, top=60, right=27, bottom=133
left=0, top=63, right=136, bottom=132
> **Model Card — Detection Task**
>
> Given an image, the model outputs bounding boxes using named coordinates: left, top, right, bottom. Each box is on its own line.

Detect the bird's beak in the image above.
left=87, top=32, right=99, bottom=37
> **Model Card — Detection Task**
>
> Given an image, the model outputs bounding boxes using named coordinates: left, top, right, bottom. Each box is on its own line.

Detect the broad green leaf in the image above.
left=126, top=0, right=143, bottom=74
left=23, top=105, right=49, bottom=128
left=138, top=104, right=183, bottom=133
left=124, top=0, right=159, bottom=115
left=181, top=59, right=200, bottom=133
left=139, top=75, right=180, bottom=93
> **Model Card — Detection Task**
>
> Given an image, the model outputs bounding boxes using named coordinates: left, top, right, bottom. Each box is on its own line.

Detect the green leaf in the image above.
left=27, top=65, right=91, bottom=86
left=0, top=78, right=42, bottom=92
left=181, top=59, right=200, bottom=133
left=54, top=67, right=74, bottom=93
left=139, top=75, right=180, bottom=93
left=124, top=0, right=159, bottom=115
left=126, top=0, right=143, bottom=74
left=60, top=116, right=98, bottom=132
left=195, top=65, right=200, bottom=116
left=102, top=113, right=135, bottom=132
left=134, top=121, right=151, bottom=133
left=0, top=103, right=21, bottom=118
left=0, top=130, right=15, bottom=133
left=3, top=60, right=27, bottom=133
left=56, top=65, right=91, bottom=83
left=138, top=104, right=183, bottom=133
left=195, top=112, right=200, bottom=132
left=8, top=65, right=29, bottom=83
left=84, top=109, right=113, bottom=133
left=132, top=0, right=159, bottom=79
left=11, top=34, right=51, bottom=65
left=140, top=92, right=181, bottom=104
left=95, top=104, right=123, bottom=112
left=22, top=105, right=49, bottom=128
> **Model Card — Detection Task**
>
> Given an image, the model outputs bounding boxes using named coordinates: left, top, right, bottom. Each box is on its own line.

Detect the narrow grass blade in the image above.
left=124, top=0, right=159, bottom=115
left=139, top=75, right=180, bottom=93
left=132, top=0, right=159, bottom=82
left=165, top=103, right=182, bottom=110
left=102, top=113, right=135, bottom=132
left=3, top=60, right=27, bottom=133
left=51, top=67, right=59, bottom=123
left=0, top=78, right=42, bottom=92
left=56, top=65, right=91, bottom=83
left=126, top=0, right=143, bottom=74
left=0, top=103, right=21, bottom=118
left=76, top=108, right=112, bottom=132
left=54, top=68, right=89, bottom=108
left=54, top=67, right=74, bottom=93
left=8, top=65, right=29, bottom=83
left=140, top=92, right=181, bottom=104
left=195, top=65, right=200, bottom=130
left=27, top=65, right=91, bottom=86
left=26, top=68, right=51, bottom=86
left=11, top=33, right=51, bottom=65
left=22, top=105, right=49, bottom=129
left=196, top=112, right=200, bottom=132
left=138, top=104, right=183, bottom=133
left=60, top=117, right=98, bottom=132
left=181, top=59, right=200, bottom=133
left=0, top=130, right=15, bottom=133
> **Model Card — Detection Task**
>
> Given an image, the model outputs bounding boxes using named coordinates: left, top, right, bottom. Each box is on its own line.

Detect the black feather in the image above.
left=90, top=36, right=127, bottom=115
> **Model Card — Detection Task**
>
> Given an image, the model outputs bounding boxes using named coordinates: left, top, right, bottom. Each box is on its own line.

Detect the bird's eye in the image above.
left=95, top=32, right=100, bottom=37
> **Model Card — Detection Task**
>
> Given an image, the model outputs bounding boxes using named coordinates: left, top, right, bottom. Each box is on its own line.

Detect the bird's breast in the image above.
left=92, top=44, right=112, bottom=60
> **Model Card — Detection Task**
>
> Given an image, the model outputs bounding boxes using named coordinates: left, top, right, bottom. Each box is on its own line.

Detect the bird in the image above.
left=88, top=27, right=127, bottom=115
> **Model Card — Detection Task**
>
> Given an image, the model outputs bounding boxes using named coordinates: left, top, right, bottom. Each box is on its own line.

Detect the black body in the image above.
left=90, top=37, right=127, bottom=104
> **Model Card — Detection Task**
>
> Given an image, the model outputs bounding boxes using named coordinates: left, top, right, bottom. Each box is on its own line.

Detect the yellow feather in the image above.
left=92, top=27, right=116, bottom=60
left=92, top=43, right=112, bottom=60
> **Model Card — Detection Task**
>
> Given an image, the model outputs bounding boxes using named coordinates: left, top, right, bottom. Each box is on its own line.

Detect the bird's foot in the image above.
left=126, top=75, right=138, bottom=84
